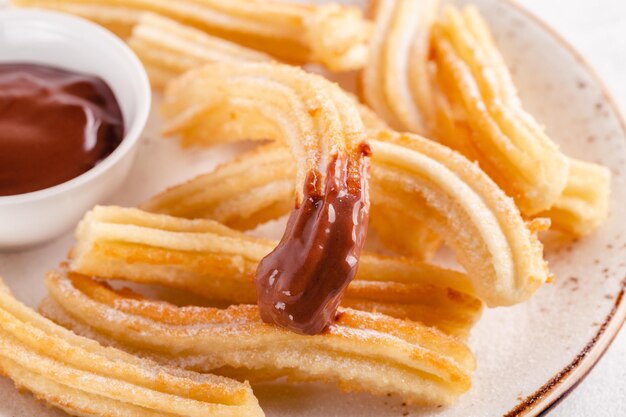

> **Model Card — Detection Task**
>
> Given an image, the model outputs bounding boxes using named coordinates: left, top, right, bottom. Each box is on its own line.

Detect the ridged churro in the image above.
left=431, top=5, right=571, bottom=215
left=161, top=74, right=551, bottom=307
left=361, top=0, right=439, bottom=133
left=162, top=62, right=372, bottom=334
left=361, top=2, right=610, bottom=234
left=363, top=1, right=568, bottom=215
left=128, top=13, right=273, bottom=89
left=13, top=0, right=372, bottom=71
left=432, top=6, right=611, bottom=232
left=370, top=132, right=550, bottom=307
left=0, top=276, right=263, bottom=417
left=70, top=206, right=482, bottom=337
left=43, top=270, right=476, bottom=406
left=538, top=158, right=611, bottom=236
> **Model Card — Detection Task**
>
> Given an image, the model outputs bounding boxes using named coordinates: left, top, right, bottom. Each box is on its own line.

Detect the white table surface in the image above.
left=513, top=1, right=626, bottom=415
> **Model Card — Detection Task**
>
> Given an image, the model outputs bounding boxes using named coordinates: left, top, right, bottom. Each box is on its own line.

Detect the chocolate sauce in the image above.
left=255, top=146, right=371, bottom=335
left=0, top=63, right=124, bottom=196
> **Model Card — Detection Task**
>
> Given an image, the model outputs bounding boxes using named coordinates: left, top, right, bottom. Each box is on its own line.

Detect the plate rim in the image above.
left=496, top=1, right=626, bottom=416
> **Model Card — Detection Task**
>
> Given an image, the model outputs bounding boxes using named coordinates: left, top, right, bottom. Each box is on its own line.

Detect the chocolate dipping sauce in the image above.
left=255, top=146, right=371, bottom=335
left=0, top=63, right=124, bottom=196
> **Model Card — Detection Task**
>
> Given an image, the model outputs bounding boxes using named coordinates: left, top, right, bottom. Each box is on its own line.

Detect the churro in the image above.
left=430, top=5, right=571, bottom=215
left=361, top=0, right=439, bottom=133
left=370, top=132, right=550, bottom=307
left=431, top=6, right=611, bottom=231
left=70, top=206, right=482, bottom=337
left=160, top=69, right=551, bottom=307
left=0, top=276, right=263, bottom=417
left=362, top=1, right=568, bottom=215
left=128, top=13, right=273, bottom=90
left=162, top=62, right=372, bottom=334
left=13, top=0, right=372, bottom=71
left=43, top=270, right=476, bottom=406
left=538, top=158, right=611, bottom=236
left=361, top=2, right=610, bottom=234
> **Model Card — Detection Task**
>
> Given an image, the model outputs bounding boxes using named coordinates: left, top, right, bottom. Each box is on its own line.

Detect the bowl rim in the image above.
left=0, top=9, right=151, bottom=205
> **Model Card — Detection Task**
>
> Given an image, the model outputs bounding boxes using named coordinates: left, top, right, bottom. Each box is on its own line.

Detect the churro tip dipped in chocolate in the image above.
left=255, top=143, right=371, bottom=335
left=162, top=62, right=371, bottom=334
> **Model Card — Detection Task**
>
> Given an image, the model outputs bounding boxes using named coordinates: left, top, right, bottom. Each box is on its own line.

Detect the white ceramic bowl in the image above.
left=0, top=9, right=151, bottom=249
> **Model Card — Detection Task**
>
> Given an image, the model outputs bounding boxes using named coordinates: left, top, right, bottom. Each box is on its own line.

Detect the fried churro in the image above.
left=432, top=6, right=611, bottom=231
left=363, top=1, right=568, bottom=215
left=361, top=1, right=610, bottom=234
left=70, top=206, right=481, bottom=337
left=43, top=270, right=476, bottom=406
left=162, top=62, right=372, bottom=334
left=0, top=276, right=263, bottom=417
left=538, top=158, right=611, bottom=236
left=361, top=0, right=439, bottom=133
left=128, top=13, right=273, bottom=90
left=13, top=0, right=372, bottom=71
left=370, top=132, right=550, bottom=307
left=160, top=67, right=550, bottom=307
left=430, top=5, right=571, bottom=215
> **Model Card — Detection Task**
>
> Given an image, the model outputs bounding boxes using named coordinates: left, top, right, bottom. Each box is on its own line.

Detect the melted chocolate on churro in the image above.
left=255, top=146, right=371, bottom=335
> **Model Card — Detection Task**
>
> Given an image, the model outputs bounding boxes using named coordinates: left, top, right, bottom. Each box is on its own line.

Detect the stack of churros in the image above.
left=361, top=0, right=611, bottom=235
left=155, top=62, right=550, bottom=306
left=69, top=206, right=482, bottom=337
left=1, top=0, right=613, bottom=416
left=0, top=276, right=263, bottom=417
left=13, top=0, right=372, bottom=71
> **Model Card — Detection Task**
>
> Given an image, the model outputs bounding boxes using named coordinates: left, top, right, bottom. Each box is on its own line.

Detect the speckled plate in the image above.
left=0, top=0, right=625, bottom=416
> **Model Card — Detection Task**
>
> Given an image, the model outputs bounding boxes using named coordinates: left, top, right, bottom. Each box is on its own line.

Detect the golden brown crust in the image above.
left=13, top=0, right=372, bottom=71
left=139, top=130, right=550, bottom=306
left=70, top=205, right=482, bottom=337
left=43, top=269, right=476, bottom=406
left=360, top=2, right=611, bottom=235
left=128, top=13, right=274, bottom=90
left=0, top=276, right=263, bottom=417
left=161, top=62, right=373, bottom=333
